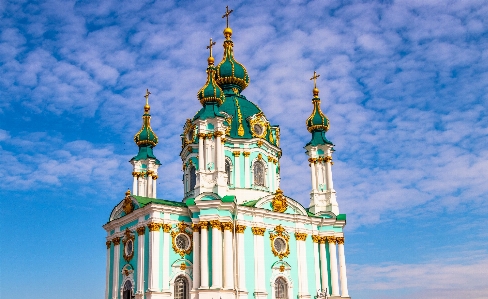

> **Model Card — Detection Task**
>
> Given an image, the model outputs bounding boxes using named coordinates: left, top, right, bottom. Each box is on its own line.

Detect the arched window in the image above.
left=189, top=166, right=196, bottom=190
left=254, top=160, right=265, bottom=186
left=225, top=159, right=231, bottom=185
left=123, top=280, right=133, bottom=299
left=275, top=277, right=288, bottom=299
left=174, top=275, right=189, bottom=299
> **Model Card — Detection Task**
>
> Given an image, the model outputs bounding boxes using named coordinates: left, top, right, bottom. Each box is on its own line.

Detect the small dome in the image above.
left=216, top=28, right=250, bottom=92
left=134, top=106, right=158, bottom=147
left=306, top=97, right=329, bottom=133
left=197, top=64, right=225, bottom=106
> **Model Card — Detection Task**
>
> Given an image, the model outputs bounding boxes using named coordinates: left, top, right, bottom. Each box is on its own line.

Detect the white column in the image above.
left=105, top=241, right=111, bottom=299
left=147, top=174, right=153, bottom=198
left=319, top=239, right=329, bottom=293
left=337, top=238, right=349, bottom=297
left=147, top=223, right=161, bottom=292
left=325, top=157, right=333, bottom=191
left=243, top=152, right=250, bottom=188
left=267, top=159, right=273, bottom=190
left=137, top=176, right=142, bottom=196
left=210, top=220, right=222, bottom=288
left=296, top=233, right=309, bottom=296
left=132, top=175, right=138, bottom=195
left=136, top=227, right=145, bottom=296
left=161, top=224, right=170, bottom=291
left=252, top=227, right=266, bottom=292
left=112, top=237, right=121, bottom=299
left=310, top=161, right=317, bottom=191
left=200, top=222, right=209, bottom=288
left=223, top=223, right=234, bottom=289
left=192, top=224, right=201, bottom=290
left=328, top=237, right=339, bottom=297
left=216, top=133, right=222, bottom=171
left=198, top=133, right=205, bottom=172
left=236, top=225, right=247, bottom=291
left=152, top=175, right=157, bottom=198
left=233, top=152, right=241, bottom=188
left=312, top=237, right=320, bottom=294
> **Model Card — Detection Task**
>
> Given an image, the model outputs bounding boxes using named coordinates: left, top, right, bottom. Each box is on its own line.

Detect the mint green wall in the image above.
left=318, top=225, right=343, bottom=233
left=120, top=219, right=138, bottom=231
left=305, top=238, right=317, bottom=295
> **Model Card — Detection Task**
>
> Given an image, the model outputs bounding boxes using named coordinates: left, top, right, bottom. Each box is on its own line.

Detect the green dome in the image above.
left=134, top=113, right=158, bottom=147
left=306, top=98, right=329, bottom=133
left=216, top=29, right=250, bottom=92
left=197, top=64, right=225, bottom=106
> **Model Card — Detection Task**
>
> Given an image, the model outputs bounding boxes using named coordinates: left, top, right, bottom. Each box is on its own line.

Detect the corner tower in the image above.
left=305, top=72, right=339, bottom=215
left=130, top=89, right=160, bottom=198
left=180, top=17, right=282, bottom=203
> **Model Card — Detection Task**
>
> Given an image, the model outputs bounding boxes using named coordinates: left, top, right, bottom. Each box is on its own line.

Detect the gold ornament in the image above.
left=326, top=236, right=337, bottom=244
left=243, top=151, right=250, bottom=157
left=232, top=151, right=241, bottom=157
left=191, top=223, right=201, bottom=232
left=271, top=188, right=288, bottom=213
left=122, top=228, right=135, bottom=262
left=106, top=241, right=111, bottom=249
left=249, top=113, right=268, bottom=139
left=136, top=226, right=145, bottom=236
left=294, top=232, right=308, bottom=241
left=235, top=224, right=247, bottom=233
left=200, top=221, right=209, bottom=230
left=279, top=265, right=285, bottom=272
left=336, top=237, right=344, bottom=245
left=180, top=262, right=187, bottom=270
left=269, top=225, right=290, bottom=260
left=162, top=224, right=172, bottom=233
left=113, top=237, right=121, bottom=246
left=209, top=220, right=222, bottom=230
left=221, top=222, right=233, bottom=231
left=251, top=227, right=266, bottom=236
left=147, top=223, right=161, bottom=232
left=312, top=235, right=320, bottom=243
left=171, top=221, right=193, bottom=257
left=122, top=189, right=134, bottom=215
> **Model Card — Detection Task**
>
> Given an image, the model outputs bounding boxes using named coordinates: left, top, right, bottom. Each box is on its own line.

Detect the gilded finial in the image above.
left=310, top=71, right=320, bottom=97
left=222, top=6, right=234, bottom=39
left=144, top=89, right=151, bottom=112
left=125, top=189, right=131, bottom=196
left=207, top=38, right=216, bottom=65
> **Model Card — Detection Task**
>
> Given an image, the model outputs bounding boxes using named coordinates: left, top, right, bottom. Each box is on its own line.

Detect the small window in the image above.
left=254, top=161, right=265, bottom=186
left=189, top=166, right=196, bottom=190
left=275, top=277, right=288, bottom=299
left=174, top=276, right=189, bottom=299
left=123, top=280, right=132, bottom=299
left=225, top=160, right=231, bottom=185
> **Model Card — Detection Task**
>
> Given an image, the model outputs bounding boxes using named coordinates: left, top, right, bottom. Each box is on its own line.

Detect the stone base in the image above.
left=196, top=289, right=236, bottom=299
left=298, top=295, right=312, bottom=299
left=253, top=291, right=268, bottom=299
left=145, top=291, right=172, bottom=299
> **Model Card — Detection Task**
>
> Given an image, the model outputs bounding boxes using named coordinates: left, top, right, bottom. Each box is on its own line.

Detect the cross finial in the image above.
left=144, top=89, right=151, bottom=105
left=207, top=38, right=216, bottom=57
left=310, top=71, right=320, bottom=89
left=222, top=6, right=234, bottom=28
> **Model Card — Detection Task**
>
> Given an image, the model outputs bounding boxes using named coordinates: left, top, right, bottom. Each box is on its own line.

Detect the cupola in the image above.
left=132, top=89, right=161, bottom=163
left=197, top=38, right=225, bottom=106
left=306, top=72, right=333, bottom=146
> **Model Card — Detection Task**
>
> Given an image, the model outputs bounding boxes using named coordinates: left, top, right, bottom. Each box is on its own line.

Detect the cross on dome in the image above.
left=144, top=88, right=151, bottom=112
left=222, top=6, right=233, bottom=28
left=310, top=71, right=321, bottom=97
left=206, top=38, right=217, bottom=65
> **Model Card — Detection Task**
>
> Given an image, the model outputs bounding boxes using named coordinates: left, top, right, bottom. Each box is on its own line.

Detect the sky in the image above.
left=1, top=0, right=487, bottom=298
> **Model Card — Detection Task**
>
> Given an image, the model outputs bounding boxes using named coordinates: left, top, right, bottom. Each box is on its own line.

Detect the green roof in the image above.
left=132, top=195, right=186, bottom=208
left=306, top=130, right=333, bottom=146
left=130, top=146, right=161, bottom=164
left=337, top=214, right=346, bottom=221
left=241, top=199, right=259, bottom=207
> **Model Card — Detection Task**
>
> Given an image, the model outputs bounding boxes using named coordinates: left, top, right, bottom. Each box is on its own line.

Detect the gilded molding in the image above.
left=136, top=226, right=146, bottom=236
left=191, top=223, right=201, bottom=233
left=269, top=225, right=290, bottom=260
left=295, top=232, right=308, bottom=241
left=235, top=224, right=246, bottom=233
left=243, top=151, right=250, bottom=157
left=257, top=153, right=263, bottom=160
left=221, top=222, right=233, bottom=231
left=251, top=227, right=266, bottom=236
left=122, top=190, right=134, bottom=215
left=147, top=222, right=161, bottom=232
left=311, top=235, right=320, bottom=243
left=171, top=221, right=193, bottom=257
left=162, top=224, right=172, bottom=233
left=199, top=221, right=209, bottom=230
left=257, top=140, right=263, bottom=147
left=326, top=236, right=337, bottom=244
left=209, top=220, right=222, bottom=230
left=271, top=188, right=287, bottom=213
left=214, top=131, right=224, bottom=137
left=319, top=236, right=327, bottom=244
left=122, top=228, right=135, bottom=262
left=336, top=237, right=344, bottom=245
left=180, top=263, right=187, bottom=270
left=106, top=241, right=111, bottom=249
left=113, top=237, right=121, bottom=246
left=232, top=151, right=241, bottom=157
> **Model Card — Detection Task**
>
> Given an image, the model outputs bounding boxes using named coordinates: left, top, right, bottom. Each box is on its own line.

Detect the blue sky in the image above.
left=1, top=0, right=487, bottom=298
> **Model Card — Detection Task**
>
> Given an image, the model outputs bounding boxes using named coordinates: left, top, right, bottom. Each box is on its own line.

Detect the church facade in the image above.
left=103, top=13, right=351, bottom=299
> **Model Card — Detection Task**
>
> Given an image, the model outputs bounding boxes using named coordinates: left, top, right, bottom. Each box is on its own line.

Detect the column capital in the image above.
left=200, top=221, right=209, bottom=230
left=210, top=220, right=222, bottom=230
left=336, top=237, right=344, bottom=244
left=147, top=222, right=161, bottom=232
left=311, top=235, right=320, bottom=243
left=112, top=237, right=121, bottom=245
left=162, top=223, right=172, bottom=233
left=214, top=131, right=224, bottom=137
left=243, top=151, right=251, bottom=157
left=295, top=232, right=308, bottom=241
left=236, top=224, right=247, bottom=233
left=106, top=240, right=111, bottom=249
left=221, top=222, right=233, bottom=231
left=319, top=236, right=327, bottom=244
left=197, top=133, right=206, bottom=138
left=136, top=226, right=146, bottom=236
left=232, top=151, right=241, bottom=157
left=191, top=223, right=201, bottom=232
left=326, top=236, right=337, bottom=244
left=251, top=227, right=266, bottom=236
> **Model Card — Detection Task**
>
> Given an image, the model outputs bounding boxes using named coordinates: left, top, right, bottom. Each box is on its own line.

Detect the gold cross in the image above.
left=222, top=6, right=234, bottom=28
left=310, top=71, right=320, bottom=89
left=206, top=38, right=216, bottom=57
left=144, top=89, right=151, bottom=105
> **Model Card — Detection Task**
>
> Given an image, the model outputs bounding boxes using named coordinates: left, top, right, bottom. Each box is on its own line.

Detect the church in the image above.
left=103, top=8, right=351, bottom=299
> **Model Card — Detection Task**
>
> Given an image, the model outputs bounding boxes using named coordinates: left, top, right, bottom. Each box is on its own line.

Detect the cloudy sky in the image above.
left=1, top=0, right=487, bottom=298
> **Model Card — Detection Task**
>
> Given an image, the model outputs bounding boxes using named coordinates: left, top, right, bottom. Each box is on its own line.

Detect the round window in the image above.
left=125, top=239, right=134, bottom=256
left=253, top=124, right=264, bottom=136
left=175, top=234, right=190, bottom=251
left=273, top=237, right=287, bottom=253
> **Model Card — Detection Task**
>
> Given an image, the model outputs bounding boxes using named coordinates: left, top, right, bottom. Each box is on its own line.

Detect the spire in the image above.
left=216, top=6, right=250, bottom=93
left=197, top=38, right=225, bottom=106
left=132, top=89, right=160, bottom=164
left=306, top=71, right=333, bottom=146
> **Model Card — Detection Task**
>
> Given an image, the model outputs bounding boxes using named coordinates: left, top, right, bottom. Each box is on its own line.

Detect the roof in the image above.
left=132, top=195, right=186, bottom=208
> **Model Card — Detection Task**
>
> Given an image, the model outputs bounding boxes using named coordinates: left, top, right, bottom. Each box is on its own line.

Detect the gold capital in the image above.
left=136, top=226, right=146, bottom=236
left=336, top=237, right=344, bottom=244
left=210, top=220, right=222, bottom=230
left=221, top=222, right=233, bottom=231
left=326, top=236, right=337, bottom=244
left=106, top=241, right=111, bottom=249
left=243, top=151, right=250, bottom=157
left=251, top=227, right=266, bottom=236
left=311, top=235, right=320, bottom=243
left=147, top=222, right=161, bottom=232
left=192, top=223, right=201, bottom=232
left=200, top=221, right=209, bottom=230
left=162, top=224, right=172, bottom=233
left=295, top=232, right=308, bottom=241
left=113, top=237, right=121, bottom=246
left=232, top=151, right=241, bottom=157
left=236, top=224, right=247, bottom=233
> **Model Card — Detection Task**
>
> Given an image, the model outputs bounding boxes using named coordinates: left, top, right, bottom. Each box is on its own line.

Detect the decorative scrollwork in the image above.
left=271, top=188, right=288, bottom=213
left=251, top=227, right=266, bottom=236
left=147, top=223, right=161, bottom=232
left=295, top=232, right=308, bottom=241
left=336, top=237, right=344, bottom=244
left=112, top=237, right=121, bottom=246
left=122, top=228, right=135, bottom=262
left=269, top=225, right=290, bottom=260
left=170, top=221, right=193, bottom=257
left=236, top=224, right=247, bottom=233
left=122, top=189, right=134, bottom=215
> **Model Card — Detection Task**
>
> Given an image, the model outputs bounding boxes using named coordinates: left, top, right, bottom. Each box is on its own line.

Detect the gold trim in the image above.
left=312, top=235, right=320, bottom=243
left=106, top=241, right=111, bottom=249
left=271, top=188, right=287, bottom=213
left=221, top=222, right=233, bottom=231
left=122, top=228, right=135, bottom=262
left=171, top=221, right=193, bottom=257
left=269, top=225, right=290, bottom=260
left=200, top=221, right=209, bottom=230
left=326, top=236, right=337, bottom=244
left=113, top=237, right=121, bottom=246
left=236, top=224, right=246, bottom=233
left=295, top=232, right=308, bottom=241
left=162, top=224, right=172, bottom=233
left=191, top=223, right=201, bottom=232
left=147, top=223, right=161, bottom=232
left=251, top=227, right=266, bottom=236
left=210, top=220, right=222, bottom=230
left=336, top=237, right=344, bottom=245
left=257, top=140, right=263, bottom=147
left=136, top=226, right=145, bottom=236
left=249, top=115, right=268, bottom=139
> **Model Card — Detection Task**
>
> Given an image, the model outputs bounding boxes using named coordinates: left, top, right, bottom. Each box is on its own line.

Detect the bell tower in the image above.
left=305, top=72, right=339, bottom=215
